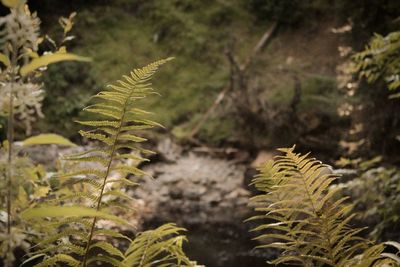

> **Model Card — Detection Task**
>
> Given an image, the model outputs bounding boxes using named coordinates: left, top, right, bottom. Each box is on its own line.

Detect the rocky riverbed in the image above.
left=21, top=138, right=275, bottom=266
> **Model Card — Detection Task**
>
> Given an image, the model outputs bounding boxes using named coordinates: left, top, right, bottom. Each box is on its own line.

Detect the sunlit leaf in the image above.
left=1, top=0, right=22, bottom=8
left=22, top=133, right=76, bottom=147
left=0, top=52, right=10, bottom=67
left=20, top=52, right=91, bottom=76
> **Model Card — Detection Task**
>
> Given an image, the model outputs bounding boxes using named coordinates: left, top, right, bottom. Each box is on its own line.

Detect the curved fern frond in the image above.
left=35, top=254, right=80, bottom=267
left=248, top=146, right=392, bottom=267
left=123, top=223, right=194, bottom=267
left=24, top=58, right=173, bottom=266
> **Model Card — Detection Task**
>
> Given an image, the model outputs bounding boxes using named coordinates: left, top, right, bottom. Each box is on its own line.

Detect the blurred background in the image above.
left=2, top=1, right=400, bottom=266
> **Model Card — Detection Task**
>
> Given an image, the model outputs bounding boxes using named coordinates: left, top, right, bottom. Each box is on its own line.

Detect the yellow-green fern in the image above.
left=248, top=146, right=397, bottom=266
left=21, top=58, right=197, bottom=267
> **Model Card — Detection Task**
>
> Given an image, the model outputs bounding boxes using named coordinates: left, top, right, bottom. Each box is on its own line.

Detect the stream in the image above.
left=23, top=138, right=277, bottom=266
left=132, top=138, right=276, bottom=266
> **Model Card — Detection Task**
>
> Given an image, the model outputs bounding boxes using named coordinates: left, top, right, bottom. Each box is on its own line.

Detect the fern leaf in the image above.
left=115, top=143, right=156, bottom=155
left=93, top=229, right=132, bottom=242
left=76, top=120, right=120, bottom=128
left=34, top=254, right=80, bottom=267
left=115, top=153, right=149, bottom=162
left=63, top=148, right=111, bottom=159
left=121, top=124, right=154, bottom=131
left=111, top=165, right=149, bottom=177
left=84, top=107, right=122, bottom=119
left=102, top=190, right=134, bottom=201
left=118, top=133, right=147, bottom=143
left=123, top=223, right=193, bottom=267
left=30, top=59, right=174, bottom=266
left=78, top=130, right=113, bottom=145
left=56, top=169, right=106, bottom=179
left=249, top=147, right=386, bottom=266
left=89, top=241, right=124, bottom=258
left=106, top=178, right=139, bottom=187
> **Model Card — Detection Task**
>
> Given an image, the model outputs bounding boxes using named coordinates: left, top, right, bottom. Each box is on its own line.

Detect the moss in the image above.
left=36, top=1, right=344, bottom=144
left=67, top=3, right=246, bottom=140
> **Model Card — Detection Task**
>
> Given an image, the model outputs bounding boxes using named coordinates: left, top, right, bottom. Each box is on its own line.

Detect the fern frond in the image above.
left=34, top=254, right=80, bottom=267
left=89, top=241, right=124, bottom=258
left=123, top=223, right=193, bottom=267
left=25, top=58, right=178, bottom=266
left=249, top=146, right=386, bottom=267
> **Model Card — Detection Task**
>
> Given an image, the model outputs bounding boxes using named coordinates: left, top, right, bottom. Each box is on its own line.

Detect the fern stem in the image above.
left=81, top=95, right=131, bottom=267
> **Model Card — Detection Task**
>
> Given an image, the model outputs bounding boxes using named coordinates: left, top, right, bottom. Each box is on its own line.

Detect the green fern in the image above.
left=21, top=58, right=199, bottom=267
left=122, top=223, right=194, bottom=267
left=248, top=146, right=397, bottom=266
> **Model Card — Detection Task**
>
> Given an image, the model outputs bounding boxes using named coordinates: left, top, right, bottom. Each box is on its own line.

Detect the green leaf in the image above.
left=90, top=241, right=124, bottom=258
left=22, top=133, right=76, bottom=147
left=20, top=206, right=131, bottom=226
left=0, top=52, right=10, bottom=67
left=34, top=254, right=80, bottom=267
left=20, top=52, right=91, bottom=76
left=1, top=0, right=22, bottom=8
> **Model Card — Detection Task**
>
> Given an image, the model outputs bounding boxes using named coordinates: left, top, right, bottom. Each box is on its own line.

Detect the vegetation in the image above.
left=20, top=59, right=199, bottom=267
left=0, top=2, right=195, bottom=266
left=0, top=0, right=399, bottom=266
left=248, top=147, right=399, bottom=266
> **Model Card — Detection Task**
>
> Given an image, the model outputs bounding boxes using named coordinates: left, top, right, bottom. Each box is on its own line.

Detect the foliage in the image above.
left=0, top=2, right=89, bottom=265
left=335, top=157, right=400, bottom=241
left=22, top=59, right=197, bottom=267
left=353, top=31, right=400, bottom=98
left=0, top=141, right=51, bottom=264
left=248, top=146, right=397, bottom=266
left=337, top=29, right=400, bottom=157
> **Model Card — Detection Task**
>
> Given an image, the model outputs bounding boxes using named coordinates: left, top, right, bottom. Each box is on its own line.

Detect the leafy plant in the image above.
left=353, top=31, right=400, bottom=98
left=0, top=1, right=89, bottom=265
left=248, top=146, right=397, bottom=266
left=21, top=58, right=198, bottom=267
left=335, top=157, right=400, bottom=241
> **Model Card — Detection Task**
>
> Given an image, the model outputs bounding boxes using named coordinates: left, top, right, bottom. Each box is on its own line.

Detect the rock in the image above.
left=156, top=137, right=183, bottom=162
left=134, top=151, right=250, bottom=225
